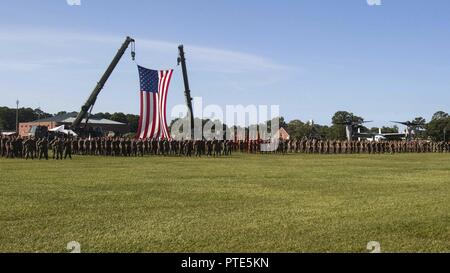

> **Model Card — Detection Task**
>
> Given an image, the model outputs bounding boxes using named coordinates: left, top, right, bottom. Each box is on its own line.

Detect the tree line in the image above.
left=284, top=111, right=449, bottom=141
left=0, top=106, right=448, bottom=141
left=0, top=107, right=140, bottom=134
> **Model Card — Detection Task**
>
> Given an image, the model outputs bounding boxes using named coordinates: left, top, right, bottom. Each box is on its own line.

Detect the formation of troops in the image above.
left=269, top=139, right=450, bottom=154
left=0, top=136, right=234, bottom=160
left=1, top=135, right=449, bottom=160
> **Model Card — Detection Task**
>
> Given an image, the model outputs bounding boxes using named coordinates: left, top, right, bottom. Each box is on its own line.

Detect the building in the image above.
left=277, top=127, right=290, bottom=140
left=244, top=126, right=291, bottom=141
left=19, top=112, right=129, bottom=137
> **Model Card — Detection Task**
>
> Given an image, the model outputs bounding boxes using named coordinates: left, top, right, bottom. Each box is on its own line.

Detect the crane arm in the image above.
left=177, top=45, right=195, bottom=137
left=72, top=36, right=135, bottom=129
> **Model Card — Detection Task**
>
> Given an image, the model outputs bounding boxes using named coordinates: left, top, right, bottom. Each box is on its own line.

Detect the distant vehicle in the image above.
left=335, top=119, right=373, bottom=141
left=358, top=128, right=405, bottom=142
left=336, top=118, right=419, bottom=142
left=28, top=126, right=49, bottom=138
left=359, top=120, right=427, bottom=142
left=391, top=121, right=426, bottom=141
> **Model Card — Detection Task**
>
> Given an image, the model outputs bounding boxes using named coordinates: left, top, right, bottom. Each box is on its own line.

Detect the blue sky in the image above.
left=0, top=0, right=449, bottom=128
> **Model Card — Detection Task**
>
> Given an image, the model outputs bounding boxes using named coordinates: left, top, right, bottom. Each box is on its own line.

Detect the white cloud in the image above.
left=0, top=27, right=296, bottom=76
left=0, top=57, right=90, bottom=71
left=0, top=62, right=44, bottom=72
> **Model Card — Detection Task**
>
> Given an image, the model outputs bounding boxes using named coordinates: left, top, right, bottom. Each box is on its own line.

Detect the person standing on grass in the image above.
left=23, top=137, right=34, bottom=160
left=49, top=138, right=57, bottom=159
left=77, top=137, right=84, bottom=155
left=38, top=137, right=49, bottom=160
left=5, top=137, right=12, bottom=158
left=0, top=135, right=4, bottom=158
left=137, top=138, right=144, bottom=157
left=205, top=139, right=212, bottom=157
left=185, top=140, right=193, bottom=157
left=13, top=137, right=20, bottom=158
left=178, top=139, right=185, bottom=156
left=227, top=140, right=233, bottom=156
left=90, top=137, right=96, bottom=156
left=195, top=139, right=202, bottom=157
left=212, top=138, right=219, bottom=157
left=96, top=137, right=102, bottom=156
left=126, top=138, right=132, bottom=157
left=72, top=137, right=78, bottom=155
left=64, top=137, right=72, bottom=159
left=55, top=137, right=64, bottom=160
left=83, top=138, right=90, bottom=156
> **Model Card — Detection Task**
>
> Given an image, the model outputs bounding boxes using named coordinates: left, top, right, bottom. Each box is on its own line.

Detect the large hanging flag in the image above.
left=136, top=65, right=173, bottom=139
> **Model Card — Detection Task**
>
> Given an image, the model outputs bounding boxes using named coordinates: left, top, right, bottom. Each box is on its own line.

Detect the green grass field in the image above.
left=0, top=153, right=449, bottom=253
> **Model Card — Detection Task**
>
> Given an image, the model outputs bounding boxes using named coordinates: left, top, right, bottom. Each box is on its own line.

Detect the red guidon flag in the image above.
left=136, top=65, right=173, bottom=139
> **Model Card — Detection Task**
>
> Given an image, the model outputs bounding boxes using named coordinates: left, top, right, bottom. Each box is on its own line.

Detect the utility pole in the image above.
left=178, top=45, right=195, bottom=139
left=15, top=99, right=19, bottom=134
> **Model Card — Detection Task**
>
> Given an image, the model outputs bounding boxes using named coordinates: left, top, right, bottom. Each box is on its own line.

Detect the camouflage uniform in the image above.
left=0, top=136, right=4, bottom=157
left=55, top=138, right=64, bottom=160
left=185, top=140, right=193, bottom=157
left=38, top=138, right=49, bottom=160
left=64, top=138, right=72, bottom=159
left=23, top=138, right=35, bottom=160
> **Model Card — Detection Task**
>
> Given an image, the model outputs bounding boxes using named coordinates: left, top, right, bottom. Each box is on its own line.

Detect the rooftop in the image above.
left=29, top=112, right=126, bottom=125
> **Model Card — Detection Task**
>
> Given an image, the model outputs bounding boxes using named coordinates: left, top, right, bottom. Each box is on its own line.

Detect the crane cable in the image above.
left=131, top=40, right=136, bottom=61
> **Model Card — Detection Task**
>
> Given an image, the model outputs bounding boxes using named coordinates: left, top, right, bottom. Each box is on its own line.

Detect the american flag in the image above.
left=136, top=65, right=173, bottom=139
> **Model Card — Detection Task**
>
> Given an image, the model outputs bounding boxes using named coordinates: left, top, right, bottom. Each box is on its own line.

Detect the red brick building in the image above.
left=277, top=127, right=290, bottom=140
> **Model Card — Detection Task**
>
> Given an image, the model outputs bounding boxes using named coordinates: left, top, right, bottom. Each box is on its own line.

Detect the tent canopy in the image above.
left=1, top=132, right=17, bottom=136
left=49, top=125, right=78, bottom=136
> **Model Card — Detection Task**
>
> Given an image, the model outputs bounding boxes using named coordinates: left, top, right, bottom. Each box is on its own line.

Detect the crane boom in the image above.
left=72, top=36, right=135, bottom=130
left=177, top=45, right=195, bottom=137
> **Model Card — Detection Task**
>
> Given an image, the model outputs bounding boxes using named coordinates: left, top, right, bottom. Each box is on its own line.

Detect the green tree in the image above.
left=286, top=119, right=306, bottom=139
left=18, top=108, right=38, bottom=123
left=412, top=117, right=426, bottom=126
left=54, top=111, right=68, bottom=116
left=93, top=112, right=112, bottom=120
left=427, top=111, right=450, bottom=141
left=432, top=111, right=449, bottom=121
left=126, top=114, right=140, bottom=133
left=266, top=116, right=288, bottom=133
left=110, top=112, right=128, bottom=124
left=330, top=111, right=364, bottom=140
left=0, top=107, right=13, bottom=130
left=34, top=108, right=52, bottom=120
left=0, top=106, right=50, bottom=131
left=411, top=117, right=427, bottom=139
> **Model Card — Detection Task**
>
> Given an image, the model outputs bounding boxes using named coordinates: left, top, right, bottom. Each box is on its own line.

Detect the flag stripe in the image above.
left=152, top=93, right=158, bottom=138
left=143, top=91, right=151, bottom=138
left=161, top=70, right=172, bottom=139
left=137, top=66, right=173, bottom=140
left=139, top=91, right=147, bottom=139
left=147, top=93, right=154, bottom=138
left=136, top=91, right=144, bottom=139
left=159, top=70, right=167, bottom=139
left=157, top=71, right=164, bottom=139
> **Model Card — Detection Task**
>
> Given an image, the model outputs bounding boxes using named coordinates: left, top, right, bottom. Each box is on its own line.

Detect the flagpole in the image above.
left=16, top=99, right=19, bottom=135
